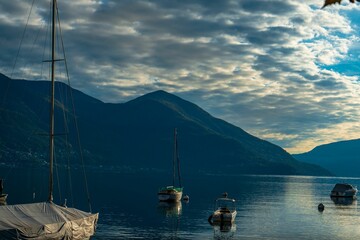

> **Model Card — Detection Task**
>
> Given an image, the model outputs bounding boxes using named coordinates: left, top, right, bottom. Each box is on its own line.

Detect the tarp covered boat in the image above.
left=0, top=202, right=98, bottom=239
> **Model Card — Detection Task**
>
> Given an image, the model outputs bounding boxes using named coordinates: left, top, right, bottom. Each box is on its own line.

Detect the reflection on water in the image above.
left=212, top=223, right=236, bottom=240
left=157, top=201, right=183, bottom=239
left=158, top=201, right=182, bottom=217
left=331, top=197, right=357, bottom=206
left=3, top=167, right=360, bottom=239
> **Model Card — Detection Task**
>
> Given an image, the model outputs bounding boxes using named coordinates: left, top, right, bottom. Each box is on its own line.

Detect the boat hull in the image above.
left=330, top=190, right=357, bottom=198
left=209, top=196, right=237, bottom=225
left=158, top=191, right=183, bottom=202
left=211, top=210, right=237, bottom=223
left=330, top=183, right=357, bottom=199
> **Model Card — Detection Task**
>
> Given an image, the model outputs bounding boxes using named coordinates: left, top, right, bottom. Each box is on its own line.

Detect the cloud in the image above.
left=0, top=0, right=359, bottom=153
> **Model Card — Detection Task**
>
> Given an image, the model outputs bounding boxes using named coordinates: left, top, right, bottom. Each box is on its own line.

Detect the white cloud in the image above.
left=0, top=0, right=359, bottom=153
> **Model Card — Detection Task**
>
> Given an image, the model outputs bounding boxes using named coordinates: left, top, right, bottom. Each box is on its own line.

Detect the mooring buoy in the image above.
left=318, top=203, right=325, bottom=212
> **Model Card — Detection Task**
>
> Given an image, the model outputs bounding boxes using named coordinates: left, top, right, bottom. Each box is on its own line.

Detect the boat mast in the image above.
left=48, top=0, right=57, bottom=203
left=176, top=131, right=182, bottom=188
left=172, top=128, right=182, bottom=188
left=172, top=128, right=176, bottom=187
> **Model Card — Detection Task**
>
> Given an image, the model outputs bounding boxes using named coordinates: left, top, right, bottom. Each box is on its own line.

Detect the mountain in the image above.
left=0, top=73, right=331, bottom=176
left=293, top=139, right=360, bottom=177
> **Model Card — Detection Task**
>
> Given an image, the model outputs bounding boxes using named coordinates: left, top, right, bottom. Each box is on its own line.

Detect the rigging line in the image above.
left=63, top=101, right=75, bottom=208
left=10, top=0, right=36, bottom=79
left=58, top=78, right=75, bottom=207
left=53, top=145, right=63, bottom=204
left=53, top=70, right=68, bottom=202
left=56, top=3, right=93, bottom=213
left=66, top=154, right=75, bottom=207
left=1, top=0, right=36, bottom=108
left=24, top=4, right=52, bottom=187
left=40, top=1, right=51, bottom=80
left=4, top=1, right=51, bottom=183
left=176, top=132, right=182, bottom=188
left=1, top=103, right=48, bottom=185
left=1, top=80, right=50, bottom=184
left=173, top=128, right=177, bottom=187
left=45, top=0, right=52, bottom=82
left=30, top=20, right=44, bottom=55
left=2, top=1, right=49, bottom=174
left=27, top=14, right=46, bottom=79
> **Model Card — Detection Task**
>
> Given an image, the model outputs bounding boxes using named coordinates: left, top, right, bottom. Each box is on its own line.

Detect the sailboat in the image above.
left=158, top=128, right=183, bottom=202
left=0, top=0, right=98, bottom=239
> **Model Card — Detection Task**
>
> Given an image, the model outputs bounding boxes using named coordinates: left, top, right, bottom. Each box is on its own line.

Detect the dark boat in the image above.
left=330, top=183, right=357, bottom=198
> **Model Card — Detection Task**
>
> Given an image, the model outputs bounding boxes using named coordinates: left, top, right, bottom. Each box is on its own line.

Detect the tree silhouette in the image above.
left=323, top=0, right=360, bottom=8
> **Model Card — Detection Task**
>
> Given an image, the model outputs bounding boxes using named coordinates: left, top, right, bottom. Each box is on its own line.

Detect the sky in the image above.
left=0, top=0, right=359, bottom=154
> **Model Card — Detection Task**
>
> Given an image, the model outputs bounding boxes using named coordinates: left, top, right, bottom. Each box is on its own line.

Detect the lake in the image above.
left=91, top=172, right=360, bottom=239
left=2, top=168, right=360, bottom=239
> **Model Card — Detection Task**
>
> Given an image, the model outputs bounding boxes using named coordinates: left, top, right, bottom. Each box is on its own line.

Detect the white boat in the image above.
left=0, top=1, right=98, bottom=239
left=208, top=194, right=237, bottom=224
left=158, top=186, right=183, bottom=202
left=158, top=128, right=183, bottom=202
left=330, top=183, right=357, bottom=198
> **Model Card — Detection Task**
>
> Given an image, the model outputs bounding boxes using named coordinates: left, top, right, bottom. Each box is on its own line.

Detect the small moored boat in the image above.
left=158, top=128, right=183, bottom=202
left=208, top=194, right=237, bottom=224
left=158, top=186, right=183, bottom=202
left=330, top=183, right=357, bottom=198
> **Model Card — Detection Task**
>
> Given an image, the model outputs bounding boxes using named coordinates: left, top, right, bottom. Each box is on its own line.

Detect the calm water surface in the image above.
left=91, top=173, right=360, bottom=239
left=2, top=168, right=360, bottom=239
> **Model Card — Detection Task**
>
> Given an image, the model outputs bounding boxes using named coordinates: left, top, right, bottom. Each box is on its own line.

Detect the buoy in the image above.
left=318, top=203, right=325, bottom=212
left=183, top=195, right=189, bottom=202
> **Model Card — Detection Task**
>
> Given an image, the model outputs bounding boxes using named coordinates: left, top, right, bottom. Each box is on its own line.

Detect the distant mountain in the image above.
left=293, top=139, right=360, bottom=177
left=0, top=73, right=331, bottom=176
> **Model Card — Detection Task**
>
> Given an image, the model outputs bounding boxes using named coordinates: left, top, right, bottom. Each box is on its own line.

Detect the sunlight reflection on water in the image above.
left=83, top=174, right=360, bottom=239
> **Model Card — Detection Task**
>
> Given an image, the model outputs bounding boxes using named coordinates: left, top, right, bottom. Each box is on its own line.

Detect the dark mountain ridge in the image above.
left=293, top=139, right=360, bottom=177
left=0, top=73, right=331, bottom=176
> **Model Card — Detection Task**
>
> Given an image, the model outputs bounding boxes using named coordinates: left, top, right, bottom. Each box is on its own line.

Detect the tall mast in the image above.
left=48, top=0, right=56, bottom=203
left=172, top=128, right=177, bottom=187
left=176, top=129, right=182, bottom=188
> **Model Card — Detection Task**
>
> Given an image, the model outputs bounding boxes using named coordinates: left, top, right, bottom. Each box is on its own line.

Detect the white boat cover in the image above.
left=0, top=202, right=98, bottom=239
